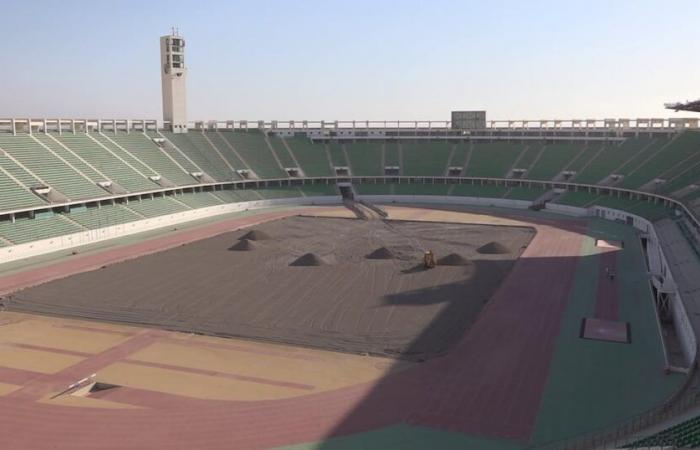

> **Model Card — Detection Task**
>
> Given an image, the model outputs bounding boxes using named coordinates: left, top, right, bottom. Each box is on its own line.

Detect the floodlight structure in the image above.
left=665, top=99, right=700, bottom=113
left=160, top=28, right=188, bottom=132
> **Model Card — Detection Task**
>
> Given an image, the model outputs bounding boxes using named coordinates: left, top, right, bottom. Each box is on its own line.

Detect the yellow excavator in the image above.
left=423, top=250, right=436, bottom=269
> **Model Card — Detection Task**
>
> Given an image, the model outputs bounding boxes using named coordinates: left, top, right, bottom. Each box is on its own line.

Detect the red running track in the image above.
left=0, top=207, right=588, bottom=449
left=595, top=251, right=619, bottom=321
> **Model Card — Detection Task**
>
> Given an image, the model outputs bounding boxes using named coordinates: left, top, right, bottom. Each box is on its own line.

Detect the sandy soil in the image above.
left=6, top=216, right=534, bottom=360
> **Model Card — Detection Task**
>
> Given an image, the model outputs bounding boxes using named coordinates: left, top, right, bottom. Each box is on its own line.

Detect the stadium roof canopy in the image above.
left=665, top=99, right=700, bottom=113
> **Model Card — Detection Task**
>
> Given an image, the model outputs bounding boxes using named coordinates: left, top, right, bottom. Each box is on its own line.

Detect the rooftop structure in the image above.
left=666, top=98, right=700, bottom=113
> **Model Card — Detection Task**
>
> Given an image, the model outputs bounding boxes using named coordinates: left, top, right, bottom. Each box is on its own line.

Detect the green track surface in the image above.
left=530, top=220, right=685, bottom=446
left=278, top=423, right=522, bottom=450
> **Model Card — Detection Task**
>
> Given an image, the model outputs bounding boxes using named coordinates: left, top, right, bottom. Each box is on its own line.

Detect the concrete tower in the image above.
left=160, top=29, right=187, bottom=132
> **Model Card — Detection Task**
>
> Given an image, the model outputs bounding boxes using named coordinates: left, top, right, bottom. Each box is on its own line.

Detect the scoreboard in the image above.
left=451, top=111, right=486, bottom=130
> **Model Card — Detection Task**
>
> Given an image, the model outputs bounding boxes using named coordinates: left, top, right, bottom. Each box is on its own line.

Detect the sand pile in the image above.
left=229, top=239, right=257, bottom=251
left=240, top=230, right=270, bottom=241
left=477, top=242, right=510, bottom=254
left=366, top=247, right=395, bottom=260
left=8, top=215, right=536, bottom=362
left=437, top=253, right=471, bottom=266
left=290, top=253, right=327, bottom=267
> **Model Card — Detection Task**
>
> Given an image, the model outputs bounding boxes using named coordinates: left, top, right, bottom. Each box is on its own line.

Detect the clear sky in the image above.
left=1, top=0, right=698, bottom=122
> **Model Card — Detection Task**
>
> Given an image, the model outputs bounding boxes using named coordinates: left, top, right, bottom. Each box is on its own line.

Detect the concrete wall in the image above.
left=358, top=194, right=532, bottom=210
left=544, top=203, right=589, bottom=217
left=592, top=206, right=697, bottom=368
left=0, top=196, right=341, bottom=265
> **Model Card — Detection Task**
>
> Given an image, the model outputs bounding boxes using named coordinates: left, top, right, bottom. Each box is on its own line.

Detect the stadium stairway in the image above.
left=0, top=134, right=106, bottom=201
left=108, top=132, right=197, bottom=186
left=218, top=131, right=288, bottom=179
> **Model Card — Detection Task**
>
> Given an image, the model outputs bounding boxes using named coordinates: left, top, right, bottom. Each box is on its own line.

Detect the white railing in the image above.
left=1, top=117, right=698, bottom=135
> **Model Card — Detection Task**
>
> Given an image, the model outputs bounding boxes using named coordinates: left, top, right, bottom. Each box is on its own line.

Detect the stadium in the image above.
left=2, top=22, right=700, bottom=450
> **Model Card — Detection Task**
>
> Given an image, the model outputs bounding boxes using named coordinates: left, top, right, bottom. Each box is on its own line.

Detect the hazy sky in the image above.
left=1, top=0, right=698, bottom=122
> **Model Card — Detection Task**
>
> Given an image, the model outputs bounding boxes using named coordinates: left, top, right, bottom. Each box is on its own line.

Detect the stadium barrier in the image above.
left=593, top=206, right=696, bottom=368
left=0, top=176, right=684, bottom=219
left=0, top=196, right=341, bottom=264
left=356, top=194, right=532, bottom=210
left=544, top=203, right=588, bottom=217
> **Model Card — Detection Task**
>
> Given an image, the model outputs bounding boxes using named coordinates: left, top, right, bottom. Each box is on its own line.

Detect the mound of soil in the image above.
left=366, top=247, right=395, bottom=260
left=477, top=242, right=510, bottom=254
left=437, top=253, right=471, bottom=266
left=9, top=216, right=536, bottom=362
left=240, top=230, right=270, bottom=241
left=229, top=239, right=256, bottom=251
left=290, top=253, right=327, bottom=267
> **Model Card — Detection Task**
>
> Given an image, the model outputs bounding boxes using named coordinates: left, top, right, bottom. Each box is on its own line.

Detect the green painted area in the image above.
left=504, top=186, right=546, bottom=201
left=449, top=143, right=469, bottom=167
left=527, top=144, right=582, bottom=180
left=566, top=144, right=603, bottom=173
left=219, top=131, right=288, bottom=179
left=286, top=137, right=334, bottom=177
left=385, top=143, right=400, bottom=166
left=327, top=143, right=348, bottom=167
left=278, top=423, right=523, bottom=450
left=356, top=183, right=393, bottom=195
left=554, top=191, right=598, bottom=207
left=621, top=131, right=700, bottom=190
left=254, top=187, right=302, bottom=199
left=401, top=142, right=453, bottom=176
left=300, top=184, right=339, bottom=196
left=345, top=143, right=384, bottom=176
left=393, top=183, right=451, bottom=195
left=450, top=184, right=508, bottom=198
left=514, top=145, right=542, bottom=170
left=530, top=219, right=686, bottom=446
left=574, top=138, right=655, bottom=184
left=267, top=136, right=298, bottom=168
left=465, top=143, right=525, bottom=178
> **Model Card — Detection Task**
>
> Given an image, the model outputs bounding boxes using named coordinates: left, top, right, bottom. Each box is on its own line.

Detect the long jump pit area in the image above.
left=0, top=205, right=593, bottom=449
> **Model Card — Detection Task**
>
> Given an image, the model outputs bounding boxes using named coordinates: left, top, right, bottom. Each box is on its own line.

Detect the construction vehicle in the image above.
left=423, top=250, right=436, bottom=269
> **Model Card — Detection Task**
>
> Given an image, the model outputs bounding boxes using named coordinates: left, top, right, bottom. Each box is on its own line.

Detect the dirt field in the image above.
left=5, top=216, right=534, bottom=360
